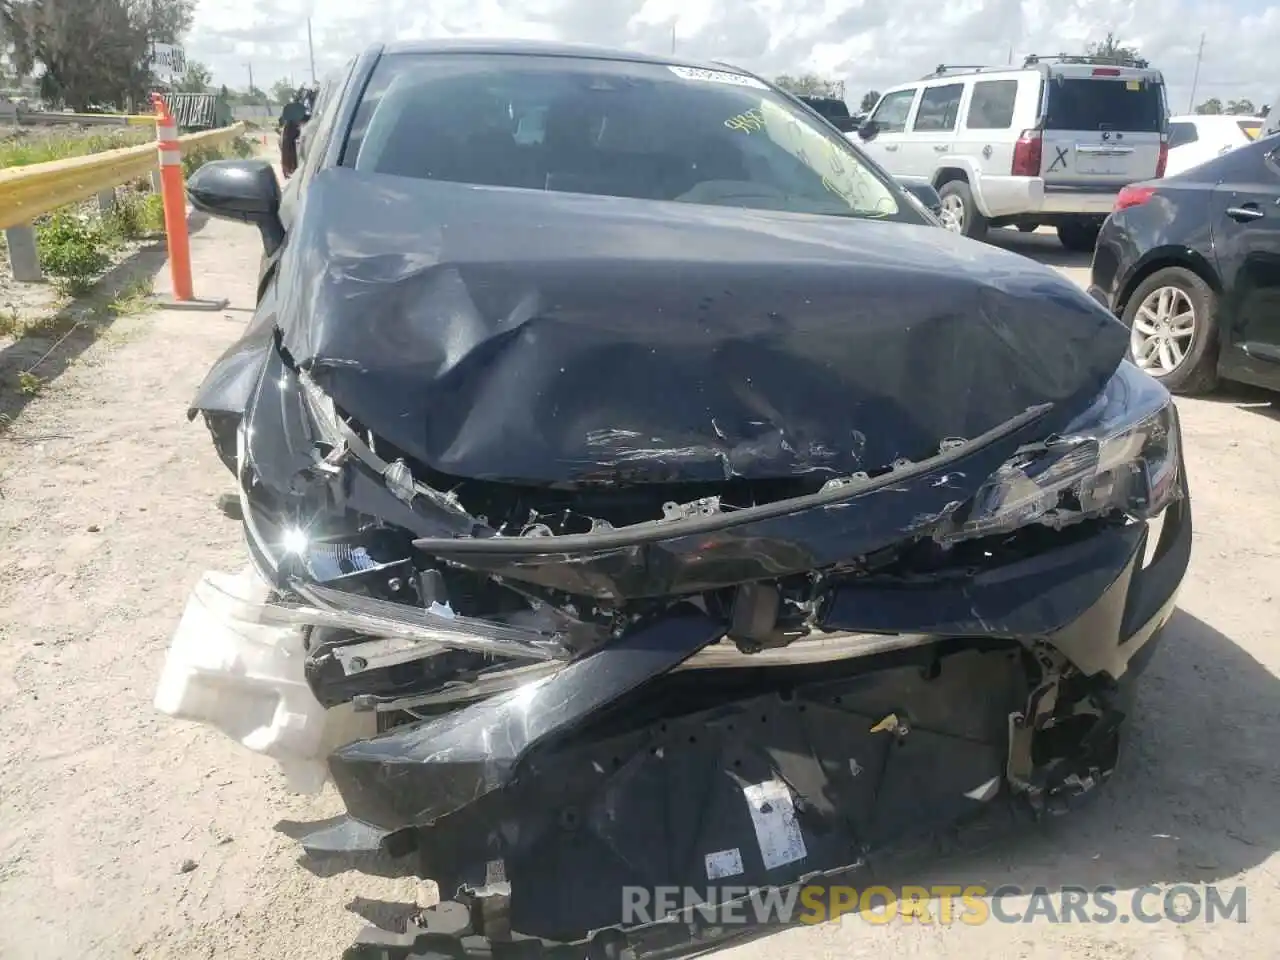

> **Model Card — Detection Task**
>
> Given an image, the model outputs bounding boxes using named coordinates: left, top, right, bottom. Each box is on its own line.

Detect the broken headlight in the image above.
left=297, top=369, right=346, bottom=448
left=942, top=362, right=1179, bottom=542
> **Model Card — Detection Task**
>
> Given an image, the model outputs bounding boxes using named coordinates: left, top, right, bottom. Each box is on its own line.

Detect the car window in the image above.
left=912, top=83, right=964, bottom=132
left=868, top=88, right=916, bottom=134
left=1043, top=78, right=1165, bottom=132
left=342, top=54, right=908, bottom=222
left=297, top=59, right=355, bottom=184
left=1168, top=121, right=1198, bottom=149
left=964, top=80, right=1017, bottom=129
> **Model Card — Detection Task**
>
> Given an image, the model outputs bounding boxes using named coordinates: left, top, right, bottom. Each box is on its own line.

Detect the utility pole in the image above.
left=1187, top=32, right=1205, bottom=112
left=671, top=23, right=676, bottom=54
left=246, top=62, right=254, bottom=98
left=307, top=18, right=317, bottom=84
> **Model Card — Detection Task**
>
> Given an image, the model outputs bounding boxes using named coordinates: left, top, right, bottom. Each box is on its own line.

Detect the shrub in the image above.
left=36, top=211, right=111, bottom=295
left=139, top=193, right=167, bottom=234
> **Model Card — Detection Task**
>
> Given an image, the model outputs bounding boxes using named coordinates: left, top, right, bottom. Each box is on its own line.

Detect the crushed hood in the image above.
left=277, top=168, right=1129, bottom=485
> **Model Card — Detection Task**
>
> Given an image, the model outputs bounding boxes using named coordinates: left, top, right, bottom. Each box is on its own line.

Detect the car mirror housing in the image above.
left=187, top=159, right=286, bottom=257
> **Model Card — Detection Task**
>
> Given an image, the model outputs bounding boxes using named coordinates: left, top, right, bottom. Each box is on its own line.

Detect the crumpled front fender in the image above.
left=187, top=289, right=277, bottom=422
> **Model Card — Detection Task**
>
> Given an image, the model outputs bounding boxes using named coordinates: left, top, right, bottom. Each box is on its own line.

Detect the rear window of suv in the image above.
left=1043, top=78, right=1165, bottom=132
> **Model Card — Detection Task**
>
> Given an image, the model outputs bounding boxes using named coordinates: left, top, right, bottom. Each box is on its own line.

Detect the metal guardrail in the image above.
left=0, top=122, right=247, bottom=281
left=0, top=123, right=246, bottom=229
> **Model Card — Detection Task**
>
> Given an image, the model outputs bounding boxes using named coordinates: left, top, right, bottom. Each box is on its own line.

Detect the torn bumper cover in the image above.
left=162, top=173, right=1194, bottom=956
left=161, top=362, right=1189, bottom=956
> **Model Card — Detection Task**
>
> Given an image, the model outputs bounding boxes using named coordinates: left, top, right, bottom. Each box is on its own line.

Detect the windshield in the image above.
left=1044, top=78, right=1165, bottom=132
left=343, top=53, right=904, bottom=221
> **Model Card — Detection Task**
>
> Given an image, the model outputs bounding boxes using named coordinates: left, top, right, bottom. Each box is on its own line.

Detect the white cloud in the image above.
left=186, top=0, right=1280, bottom=112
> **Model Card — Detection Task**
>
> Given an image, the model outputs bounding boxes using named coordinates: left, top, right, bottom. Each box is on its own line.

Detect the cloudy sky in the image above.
left=186, top=0, right=1279, bottom=113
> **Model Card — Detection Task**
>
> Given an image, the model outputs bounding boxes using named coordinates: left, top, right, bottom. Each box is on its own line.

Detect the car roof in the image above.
left=1169, top=114, right=1263, bottom=124
left=379, top=37, right=735, bottom=72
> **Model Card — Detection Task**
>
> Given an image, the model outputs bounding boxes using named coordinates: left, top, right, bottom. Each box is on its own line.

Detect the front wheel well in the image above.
left=932, top=167, right=969, bottom=190
left=1117, top=252, right=1222, bottom=317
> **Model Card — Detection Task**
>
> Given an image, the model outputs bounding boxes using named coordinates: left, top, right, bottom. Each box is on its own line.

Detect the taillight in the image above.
left=1115, top=185, right=1157, bottom=210
left=1156, top=140, right=1169, bottom=177
left=1012, top=129, right=1042, bottom=176
left=1092, top=67, right=1121, bottom=76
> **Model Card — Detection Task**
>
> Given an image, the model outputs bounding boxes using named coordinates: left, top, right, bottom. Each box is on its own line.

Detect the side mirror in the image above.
left=187, top=159, right=285, bottom=257
left=857, top=120, right=879, bottom=141
left=896, top=177, right=943, bottom=217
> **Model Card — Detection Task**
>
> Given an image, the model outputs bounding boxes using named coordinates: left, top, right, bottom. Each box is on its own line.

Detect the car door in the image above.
left=901, top=81, right=965, bottom=176
left=858, top=87, right=918, bottom=174
left=1210, top=137, right=1280, bottom=390
left=1039, top=69, right=1166, bottom=190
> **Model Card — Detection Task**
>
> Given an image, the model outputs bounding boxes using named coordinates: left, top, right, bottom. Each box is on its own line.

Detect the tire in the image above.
left=937, top=180, right=989, bottom=241
left=1121, top=266, right=1220, bottom=395
left=1057, top=220, right=1102, bottom=253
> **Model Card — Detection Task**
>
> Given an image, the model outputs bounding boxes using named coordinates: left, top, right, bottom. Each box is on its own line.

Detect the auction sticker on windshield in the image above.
left=669, top=65, right=768, bottom=89
left=757, top=97, right=896, bottom=215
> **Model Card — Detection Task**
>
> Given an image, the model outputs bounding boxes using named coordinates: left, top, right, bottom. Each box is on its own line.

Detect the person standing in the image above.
left=278, top=89, right=309, bottom=177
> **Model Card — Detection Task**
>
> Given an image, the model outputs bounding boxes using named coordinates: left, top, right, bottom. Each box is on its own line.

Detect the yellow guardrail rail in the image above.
left=0, top=123, right=246, bottom=230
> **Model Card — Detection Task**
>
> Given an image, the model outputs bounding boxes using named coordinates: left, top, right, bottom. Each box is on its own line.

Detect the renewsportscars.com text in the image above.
left=621, top=884, right=1248, bottom=926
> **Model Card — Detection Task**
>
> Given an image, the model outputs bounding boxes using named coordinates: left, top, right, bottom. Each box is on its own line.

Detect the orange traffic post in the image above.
left=152, top=93, right=194, bottom=300
left=148, top=93, right=228, bottom=311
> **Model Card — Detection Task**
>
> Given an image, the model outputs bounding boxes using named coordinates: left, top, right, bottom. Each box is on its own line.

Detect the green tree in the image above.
left=174, top=58, right=210, bottom=93
left=270, top=78, right=295, bottom=105
left=1195, top=98, right=1223, bottom=115
left=859, top=90, right=880, bottom=113
left=774, top=73, right=841, bottom=98
left=1086, top=32, right=1140, bottom=62
left=1226, top=98, right=1257, bottom=115
left=0, top=0, right=196, bottom=110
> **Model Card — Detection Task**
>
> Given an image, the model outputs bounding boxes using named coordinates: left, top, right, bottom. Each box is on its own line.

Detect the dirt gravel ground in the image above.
left=0, top=221, right=1277, bottom=960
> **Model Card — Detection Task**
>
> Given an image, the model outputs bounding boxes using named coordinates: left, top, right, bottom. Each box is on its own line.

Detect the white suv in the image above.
left=855, top=55, right=1170, bottom=251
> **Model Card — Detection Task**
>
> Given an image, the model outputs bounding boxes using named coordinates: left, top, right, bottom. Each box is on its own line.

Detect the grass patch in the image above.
left=102, top=190, right=166, bottom=242
left=0, top=127, right=153, bottom=169
left=107, top=277, right=155, bottom=317
left=181, top=135, right=255, bottom=178
left=0, top=308, right=21, bottom=338
left=138, top=193, right=166, bottom=234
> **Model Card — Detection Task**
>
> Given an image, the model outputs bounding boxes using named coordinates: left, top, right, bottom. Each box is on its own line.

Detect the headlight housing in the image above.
left=297, top=369, right=346, bottom=448
left=940, top=362, right=1180, bottom=542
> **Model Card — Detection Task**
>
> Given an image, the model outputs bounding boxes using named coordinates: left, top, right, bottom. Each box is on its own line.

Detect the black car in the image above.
left=796, top=94, right=857, bottom=132
left=166, top=39, right=1190, bottom=960
left=1089, top=131, right=1280, bottom=394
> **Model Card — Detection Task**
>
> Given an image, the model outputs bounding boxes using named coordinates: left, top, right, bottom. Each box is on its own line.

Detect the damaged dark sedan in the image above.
left=157, top=39, right=1191, bottom=960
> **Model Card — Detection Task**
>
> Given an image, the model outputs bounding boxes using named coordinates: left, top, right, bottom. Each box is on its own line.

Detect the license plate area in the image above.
left=1075, top=146, right=1126, bottom=176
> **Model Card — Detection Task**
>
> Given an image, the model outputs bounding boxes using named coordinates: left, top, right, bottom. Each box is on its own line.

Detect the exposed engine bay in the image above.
left=158, top=169, right=1192, bottom=959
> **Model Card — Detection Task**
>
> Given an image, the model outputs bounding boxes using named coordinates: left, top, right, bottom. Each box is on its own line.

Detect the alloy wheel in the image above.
left=1131, top=286, right=1196, bottom=375
left=940, top=193, right=965, bottom=233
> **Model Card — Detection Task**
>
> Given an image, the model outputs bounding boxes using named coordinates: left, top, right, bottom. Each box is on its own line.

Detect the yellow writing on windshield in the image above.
left=760, top=99, right=869, bottom=207
left=724, top=108, right=766, bottom=133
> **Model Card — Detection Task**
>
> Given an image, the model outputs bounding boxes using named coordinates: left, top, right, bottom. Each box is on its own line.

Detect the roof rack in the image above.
left=920, top=64, right=1009, bottom=79
left=1023, top=53, right=1150, bottom=69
